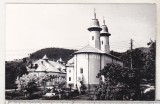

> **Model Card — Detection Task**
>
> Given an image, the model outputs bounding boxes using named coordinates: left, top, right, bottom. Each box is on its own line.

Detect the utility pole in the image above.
left=130, top=39, right=133, bottom=69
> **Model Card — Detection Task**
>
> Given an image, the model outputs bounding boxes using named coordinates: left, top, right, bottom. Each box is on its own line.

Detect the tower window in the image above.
left=80, top=68, right=83, bottom=73
left=92, top=36, right=94, bottom=40
left=69, top=70, right=71, bottom=73
left=69, top=77, right=71, bottom=81
left=102, top=41, right=103, bottom=45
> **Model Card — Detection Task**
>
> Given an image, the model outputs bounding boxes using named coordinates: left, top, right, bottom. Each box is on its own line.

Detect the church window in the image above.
left=102, top=41, right=103, bottom=45
left=92, top=36, right=94, bottom=40
left=69, top=77, right=71, bottom=81
left=69, top=70, right=71, bottom=73
left=80, top=68, right=83, bottom=73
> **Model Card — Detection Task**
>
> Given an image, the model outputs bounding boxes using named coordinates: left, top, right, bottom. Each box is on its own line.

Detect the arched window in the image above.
left=102, top=41, right=103, bottom=45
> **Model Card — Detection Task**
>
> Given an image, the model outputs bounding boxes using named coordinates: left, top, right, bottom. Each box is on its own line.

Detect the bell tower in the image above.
left=88, top=9, right=102, bottom=49
left=100, top=18, right=111, bottom=53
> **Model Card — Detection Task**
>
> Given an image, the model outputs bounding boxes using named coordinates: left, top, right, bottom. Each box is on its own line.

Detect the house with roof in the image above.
left=66, top=11, right=123, bottom=89
left=27, top=54, right=66, bottom=78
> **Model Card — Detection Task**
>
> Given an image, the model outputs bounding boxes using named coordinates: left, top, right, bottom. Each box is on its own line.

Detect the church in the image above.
left=66, top=11, right=123, bottom=89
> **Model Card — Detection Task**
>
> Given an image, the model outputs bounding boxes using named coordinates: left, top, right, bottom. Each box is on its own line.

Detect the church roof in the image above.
left=66, top=57, right=74, bottom=67
left=74, top=45, right=122, bottom=61
left=74, top=45, right=106, bottom=54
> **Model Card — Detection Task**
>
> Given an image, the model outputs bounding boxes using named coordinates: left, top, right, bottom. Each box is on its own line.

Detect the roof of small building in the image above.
left=28, top=59, right=66, bottom=73
left=42, top=54, right=49, bottom=60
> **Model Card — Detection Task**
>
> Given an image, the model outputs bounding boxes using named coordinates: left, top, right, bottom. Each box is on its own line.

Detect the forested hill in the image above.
left=29, top=47, right=77, bottom=62
left=29, top=47, right=150, bottom=66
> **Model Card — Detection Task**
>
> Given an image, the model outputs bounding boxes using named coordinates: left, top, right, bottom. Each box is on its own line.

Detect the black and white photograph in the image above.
left=5, top=3, right=156, bottom=100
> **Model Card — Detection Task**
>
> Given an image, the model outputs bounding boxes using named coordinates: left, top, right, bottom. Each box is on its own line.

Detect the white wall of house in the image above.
left=66, top=66, right=74, bottom=84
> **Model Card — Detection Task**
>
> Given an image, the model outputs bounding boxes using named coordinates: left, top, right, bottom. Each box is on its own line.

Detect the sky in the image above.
left=6, top=3, right=156, bottom=61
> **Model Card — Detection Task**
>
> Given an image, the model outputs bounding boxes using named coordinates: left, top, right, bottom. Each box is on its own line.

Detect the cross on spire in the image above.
left=103, top=16, right=105, bottom=25
left=94, top=8, right=96, bottom=19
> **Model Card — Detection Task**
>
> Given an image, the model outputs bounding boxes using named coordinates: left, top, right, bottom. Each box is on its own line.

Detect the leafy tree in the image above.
left=96, top=63, right=140, bottom=100
left=15, top=74, right=38, bottom=98
left=5, top=61, right=28, bottom=89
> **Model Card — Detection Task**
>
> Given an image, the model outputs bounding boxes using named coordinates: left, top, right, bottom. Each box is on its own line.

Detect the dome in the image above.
left=88, top=19, right=102, bottom=31
left=101, top=25, right=108, bottom=33
left=90, top=19, right=100, bottom=27
left=100, top=20, right=111, bottom=36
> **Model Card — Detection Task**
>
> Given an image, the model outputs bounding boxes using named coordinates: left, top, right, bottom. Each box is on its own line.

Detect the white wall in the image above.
left=89, top=31, right=100, bottom=49
left=101, top=54, right=113, bottom=70
left=66, top=66, right=74, bottom=84
left=75, top=54, right=89, bottom=84
left=73, top=53, right=101, bottom=86
left=100, top=36, right=110, bottom=53
left=73, top=53, right=124, bottom=87
left=88, top=53, right=101, bottom=84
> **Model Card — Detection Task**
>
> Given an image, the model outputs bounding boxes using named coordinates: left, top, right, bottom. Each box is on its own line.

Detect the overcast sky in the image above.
left=6, top=3, right=156, bottom=61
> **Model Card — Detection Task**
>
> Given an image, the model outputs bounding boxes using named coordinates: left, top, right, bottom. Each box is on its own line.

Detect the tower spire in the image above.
left=100, top=17, right=111, bottom=53
left=94, top=8, right=96, bottom=19
left=103, top=16, right=105, bottom=25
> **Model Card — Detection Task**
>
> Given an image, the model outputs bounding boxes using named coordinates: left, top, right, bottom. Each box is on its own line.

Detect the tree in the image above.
left=96, top=63, right=140, bottom=100
left=145, top=41, right=156, bottom=84
left=15, top=74, right=38, bottom=98
left=5, top=61, right=28, bottom=89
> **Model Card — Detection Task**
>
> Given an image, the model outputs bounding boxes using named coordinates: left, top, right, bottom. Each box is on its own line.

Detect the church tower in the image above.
left=88, top=9, right=102, bottom=49
left=100, top=18, right=111, bottom=53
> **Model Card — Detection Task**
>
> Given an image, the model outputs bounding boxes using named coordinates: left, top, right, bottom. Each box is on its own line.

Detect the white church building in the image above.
left=66, top=11, right=123, bottom=89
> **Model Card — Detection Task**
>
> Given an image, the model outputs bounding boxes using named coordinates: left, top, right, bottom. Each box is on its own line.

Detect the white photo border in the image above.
left=1, top=0, right=160, bottom=103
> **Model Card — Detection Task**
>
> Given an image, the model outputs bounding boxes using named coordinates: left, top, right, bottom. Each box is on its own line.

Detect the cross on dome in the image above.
left=103, top=16, right=105, bottom=25
left=94, top=8, right=96, bottom=19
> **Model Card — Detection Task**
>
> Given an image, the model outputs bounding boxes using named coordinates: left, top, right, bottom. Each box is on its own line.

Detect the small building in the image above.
left=27, top=54, right=66, bottom=78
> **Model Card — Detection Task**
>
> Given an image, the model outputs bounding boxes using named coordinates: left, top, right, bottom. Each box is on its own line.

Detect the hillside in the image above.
left=29, top=47, right=77, bottom=62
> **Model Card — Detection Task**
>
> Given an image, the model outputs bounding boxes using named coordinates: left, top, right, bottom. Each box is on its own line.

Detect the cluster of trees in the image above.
left=110, top=41, right=156, bottom=84
left=5, top=59, right=28, bottom=89
left=95, top=41, right=156, bottom=100
left=96, top=63, right=140, bottom=100
left=15, top=74, right=66, bottom=98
